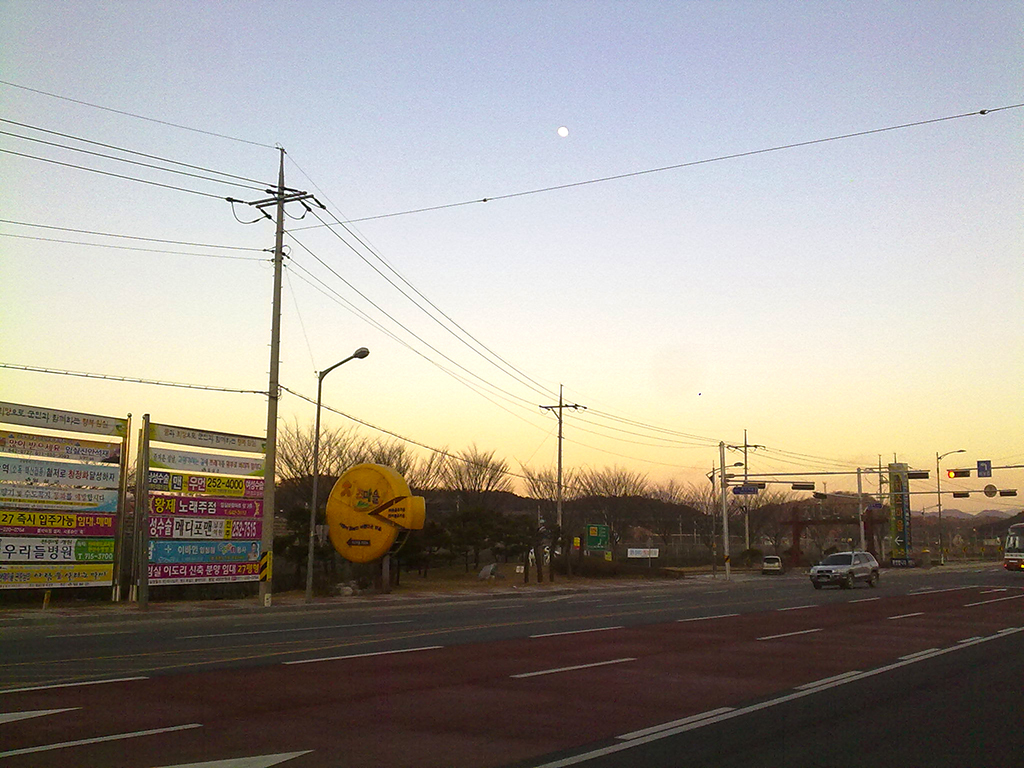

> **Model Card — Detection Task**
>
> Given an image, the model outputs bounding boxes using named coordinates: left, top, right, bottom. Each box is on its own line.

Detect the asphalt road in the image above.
left=1, top=564, right=1021, bottom=767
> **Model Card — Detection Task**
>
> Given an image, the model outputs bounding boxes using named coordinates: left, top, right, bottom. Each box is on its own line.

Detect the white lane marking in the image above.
left=676, top=613, right=739, bottom=623
left=154, top=750, right=313, bottom=768
left=958, top=637, right=984, bottom=643
left=888, top=612, right=925, bottom=620
left=908, top=586, right=971, bottom=595
left=757, top=628, right=822, bottom=641
left=777, top=605, right=815, bottom=612
left=0, top=708, right=78, bottom=725
left=0, top=676, right=148, bottom=695
left=46, top=630, right=137, bottom=639
left=795, top=671, right=863, bottom=690
left=998, top=627, right=1024, bottom=635
left=530, top=626, right=623, bottom=639
left=530, top=627, right=1024, bottom=767
left=283, top=645, right=443, bottom=665
left=980, top=588, right=1008, bottom=594
left=617, top=707, right=734, bottom=740
left=849, top=597, right=880, bottom=603
left=540, top=595, right=575, bottom=603
left=964, top=594, right=1024, bottom=607
left=180, top=620, right=412, bottom=639
left=900, top=648, right=940, bottom=661
left=0, top=723, right=202, bottom=758
left=511, top=658, right=636, bottom=679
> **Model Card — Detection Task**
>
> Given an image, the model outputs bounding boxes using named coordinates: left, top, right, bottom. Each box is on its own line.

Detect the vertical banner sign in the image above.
left=141, top=423, right=266, bottom=589
left=888, top=463, right=913, bottom=567
left=0, top=402, right=129, bottom=591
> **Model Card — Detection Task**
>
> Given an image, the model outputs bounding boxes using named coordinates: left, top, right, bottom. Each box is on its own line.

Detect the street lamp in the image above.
left=305, top=347, right=369, bottom=602
left=936, top=449, right=966, bottom=566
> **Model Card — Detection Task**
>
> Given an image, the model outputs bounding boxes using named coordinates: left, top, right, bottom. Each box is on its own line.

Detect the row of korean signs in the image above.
left=0, top=401, right=265, bottom=593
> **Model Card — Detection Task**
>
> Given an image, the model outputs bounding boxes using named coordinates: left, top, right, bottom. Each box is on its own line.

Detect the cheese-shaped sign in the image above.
left=325, top=463, right=426, bottom=563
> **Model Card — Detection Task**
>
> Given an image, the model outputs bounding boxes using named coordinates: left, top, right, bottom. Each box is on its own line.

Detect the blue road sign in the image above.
left=732, top=485, right=758, bottom=495
left=977, top=460, right=992, bottom=478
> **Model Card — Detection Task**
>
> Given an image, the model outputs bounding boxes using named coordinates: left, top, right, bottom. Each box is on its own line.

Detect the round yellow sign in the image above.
left=325, top=463, right=425, bottom=563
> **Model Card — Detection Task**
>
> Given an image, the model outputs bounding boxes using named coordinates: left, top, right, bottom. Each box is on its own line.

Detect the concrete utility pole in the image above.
left=243, top=148, right=319, bottom=608
left=719, top=442, right=731, bottom=581
left=727, top=429, right=764, bottom=550
left=540, top=385, right=586, bottom=530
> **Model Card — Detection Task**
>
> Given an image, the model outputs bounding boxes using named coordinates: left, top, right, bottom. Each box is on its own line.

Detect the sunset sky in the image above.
left=2, top=1, right=1021, bottom=513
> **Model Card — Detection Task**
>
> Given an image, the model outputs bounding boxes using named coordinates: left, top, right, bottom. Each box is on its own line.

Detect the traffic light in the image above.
left=947, top=469, right=970, bottom=479
left=907, top=470, right=930, bottom=480
left=791, top=482, right=815, bottom=491
left=999, top=489, right=1018, bottom=497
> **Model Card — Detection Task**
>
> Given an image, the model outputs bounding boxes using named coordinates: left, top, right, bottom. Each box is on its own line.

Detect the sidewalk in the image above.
left=0, top=573, right=680, bottom=626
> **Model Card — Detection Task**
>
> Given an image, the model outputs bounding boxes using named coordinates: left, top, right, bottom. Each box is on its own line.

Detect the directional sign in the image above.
left=326, top=464, right=425, bottom=563
left=732, top=485, right=758, bottom=495
left=977, top=460, right=992, bottom=478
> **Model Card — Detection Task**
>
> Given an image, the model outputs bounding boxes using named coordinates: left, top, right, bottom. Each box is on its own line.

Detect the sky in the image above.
left=1, top=0, right=1022, bottom=514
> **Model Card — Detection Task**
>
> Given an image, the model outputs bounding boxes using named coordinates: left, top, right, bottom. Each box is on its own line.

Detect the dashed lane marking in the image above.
left=283, top=645, right=443, bottom=666
left=530, top=626, right=623, bottom=639
left=0, top=708, right=78, bottom=725
left=511, top=658, right=636, bottom=679
left=0, top=723, right=202, bottom=759
left=756, top=628, right=822, bottom=641
left=0, top=676, right=148, bottom=695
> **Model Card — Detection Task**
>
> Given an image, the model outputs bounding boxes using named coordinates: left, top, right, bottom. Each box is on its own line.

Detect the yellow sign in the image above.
left=0, top=563, right=113, bottom=589
left=326, top=464, right=425, bottom=563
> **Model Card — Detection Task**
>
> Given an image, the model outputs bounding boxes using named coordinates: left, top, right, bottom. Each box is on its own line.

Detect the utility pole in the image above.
left=242, top=148, right=319, bottom=607
left=540, top=385, right=585, bottom=530
left=719, top=442, right=731, bottom=580
left=540, top=385, right=585, bottom=578
left=727, top=430, right=763, bottom=550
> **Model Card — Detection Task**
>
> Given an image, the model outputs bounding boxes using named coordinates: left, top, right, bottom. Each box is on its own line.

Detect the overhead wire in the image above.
left=0, top=219, right=265, bottom=251
left=0, top=118, right=271, bottom=187
left=0, top=127, right=268, bottom=192
left=0, top=79, right=277, bottom=150
left=315, top=104, right=1024, bottom=224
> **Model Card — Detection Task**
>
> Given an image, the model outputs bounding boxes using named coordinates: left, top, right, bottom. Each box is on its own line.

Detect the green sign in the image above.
left=585, top=524, right=610, bottom=551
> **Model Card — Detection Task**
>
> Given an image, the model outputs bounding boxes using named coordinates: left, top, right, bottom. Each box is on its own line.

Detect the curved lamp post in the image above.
left=936, top=448, right=965, bottom=566
left=305, top=347, right=369, bottom=602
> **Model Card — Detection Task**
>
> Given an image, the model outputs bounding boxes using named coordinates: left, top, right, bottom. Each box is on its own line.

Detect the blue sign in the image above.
left=148, top=540, right=260, bottom=564
left=732, top=485, right=758, bottom=495
left=977, top=460, right=992, bottom=478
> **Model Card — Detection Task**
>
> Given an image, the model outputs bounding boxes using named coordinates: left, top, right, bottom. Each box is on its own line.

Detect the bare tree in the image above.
left=576, top=465, right=650, bottom=498
left=440, top=444, right=513, bottom=507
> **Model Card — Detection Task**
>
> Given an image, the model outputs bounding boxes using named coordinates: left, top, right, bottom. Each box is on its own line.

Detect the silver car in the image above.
left=810, top=551, right=879, bottom=589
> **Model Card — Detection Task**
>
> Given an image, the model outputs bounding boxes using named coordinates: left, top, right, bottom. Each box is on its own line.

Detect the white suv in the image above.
left=810, top=551, right=879, bottom=589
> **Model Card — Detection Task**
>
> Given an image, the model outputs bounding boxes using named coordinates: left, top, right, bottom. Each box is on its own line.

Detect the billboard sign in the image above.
left=148, top=561, right=260, bottom=585
left=0, top=510, right=116, bottom=537
left=148, top=447, right=264, bottom=477
left=147, top=471, right=264, bottom=498
left=0, top=430, right=121, bottom=463
left=148, top=540, right=260, bottom=564
left=0, top=402, right=127, bottom=437
left=149, top=516, right=261, bottom=541
left=888, top=463, right=913, bottom=566
left=0, top=537, right=114, bottom=562
left=0, top=563, right=113, bottom=589
left=0, top=457, right=120, bottom=488
left=149, top=495, right=261, bottom=518
left=149, top=423, right=265, bottom=453
left=0, top=485, right=118, bottom=511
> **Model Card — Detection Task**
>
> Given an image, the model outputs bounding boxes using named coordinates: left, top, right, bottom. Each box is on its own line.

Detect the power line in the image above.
left=0, top=128, right=268, bottom=192
left=0, top=218, right=265, bottom=250
left=308, top=206, right=557, bottom=401
left=0, top=118, right=270, bottom=187
left=0, top=79, right=276, bottom=150
left=0, top=363, right=266, bottom=394
left=0, top=147, right=231, bottom=201
left=297, top=104, right=1024, bottom=225
left=0, top=232, right=267, bottom=261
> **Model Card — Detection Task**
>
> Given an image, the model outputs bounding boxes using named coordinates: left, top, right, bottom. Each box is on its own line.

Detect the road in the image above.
left=1, top=564, right=1021, bottom=767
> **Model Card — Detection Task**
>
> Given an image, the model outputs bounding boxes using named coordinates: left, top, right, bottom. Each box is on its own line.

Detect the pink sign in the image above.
left=149, top=515, right=261, bottom=540
left=149, top=495, right=261, bottom=518
left=0, top=510, right=116, bottom=537
left=148, top=561, right=260, bottom=585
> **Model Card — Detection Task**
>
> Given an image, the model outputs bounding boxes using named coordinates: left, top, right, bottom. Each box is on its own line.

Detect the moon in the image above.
left=557, top=126, right=569, bottom=138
